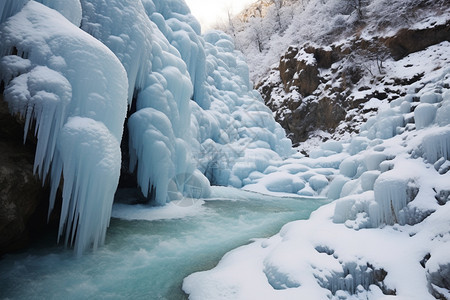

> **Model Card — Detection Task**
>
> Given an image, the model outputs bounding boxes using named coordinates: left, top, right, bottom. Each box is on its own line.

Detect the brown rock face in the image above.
left=304, top=46, right=341, bottom=69
left=0, top=97, right=51, bottom=256
left=383, top=20, right=450, bottom=60
left=258, top=22, right=450, bottom=146
left=282, top=97, right=347, bottom=143
left=279, top=46, right=320, bottom=96
left=259, top=44, right=350, bottom=144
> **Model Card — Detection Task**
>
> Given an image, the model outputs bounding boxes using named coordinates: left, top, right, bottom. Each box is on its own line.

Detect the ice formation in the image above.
left=0, top=1, right=127, bottom=255
left=0, top=0, right=292, bottom=253
left=2, top=4, right=450, bottom=298
left=1, top=0, right=450, bottom=297
left=192, top=30, right=293, bottom=188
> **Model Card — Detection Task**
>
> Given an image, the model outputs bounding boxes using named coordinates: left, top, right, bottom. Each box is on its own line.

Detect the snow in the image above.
left=225, top=0, right=450, bottom=83
left=1, top=3, right=450, bottom=298
left=184, top=42, right=450, bottom=298
left=309, top=174, right=328, bottom=192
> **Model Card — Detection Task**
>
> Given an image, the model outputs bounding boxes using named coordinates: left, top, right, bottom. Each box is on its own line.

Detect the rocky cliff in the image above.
left=257, top=20, right=450, bottom=147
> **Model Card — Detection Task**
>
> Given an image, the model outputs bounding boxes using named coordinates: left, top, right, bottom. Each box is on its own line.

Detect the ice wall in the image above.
left=191, top=30, right=293, bottom=187
left=145, top=0, right=208, bottom=108
left=80, top=0, right=292, bottom=196
left=0, top=1, right=128, bottom=255
left=36, top=0, right=82, bottom=26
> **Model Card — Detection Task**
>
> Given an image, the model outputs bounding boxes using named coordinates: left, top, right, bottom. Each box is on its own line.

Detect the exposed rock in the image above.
left=427, top=262, right=450, bottom=300
left=258, top=44, right=354, bottom=144
left=279, top=46, right=320, bottom=96
left=0, top=95, right=53, bottom=256
left=383, top=20, right=450, bottom=60
left=284, top=97, right=347, bottom=143
left=304, top=45, right=342, bottom=69
left=258, top=22, right=450, bottom=146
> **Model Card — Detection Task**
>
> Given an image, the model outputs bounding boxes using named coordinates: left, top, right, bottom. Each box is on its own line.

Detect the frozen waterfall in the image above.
left=0, top=0, right=293, bottom=254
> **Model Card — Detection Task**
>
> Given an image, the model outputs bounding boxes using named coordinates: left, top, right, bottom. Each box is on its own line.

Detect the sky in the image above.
left=184, top=0, right=257, bottom=31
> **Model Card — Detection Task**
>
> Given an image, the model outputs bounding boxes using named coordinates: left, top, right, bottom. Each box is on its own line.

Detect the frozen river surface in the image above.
left=0, top=187, right=328, bottom=299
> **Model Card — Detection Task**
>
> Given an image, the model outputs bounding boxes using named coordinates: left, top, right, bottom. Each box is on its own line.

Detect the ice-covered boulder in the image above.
left=415, top=103, right=437, bottom=129
left=422, top=127, right=450, bottom=163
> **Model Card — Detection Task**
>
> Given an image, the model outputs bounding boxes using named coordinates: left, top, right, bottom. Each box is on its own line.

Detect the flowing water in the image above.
left=0, top=187, right=328, bottom=299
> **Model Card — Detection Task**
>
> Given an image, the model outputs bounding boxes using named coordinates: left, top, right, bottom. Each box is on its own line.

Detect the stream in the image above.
left=0, top=187, right=328, bottom=299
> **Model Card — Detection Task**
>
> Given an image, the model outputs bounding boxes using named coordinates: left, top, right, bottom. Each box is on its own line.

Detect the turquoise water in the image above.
left=0, top=188, right=328, bottom=299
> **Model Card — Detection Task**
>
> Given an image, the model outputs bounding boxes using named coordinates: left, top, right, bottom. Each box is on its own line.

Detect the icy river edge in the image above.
left=0, top=187, right=328, bottom=299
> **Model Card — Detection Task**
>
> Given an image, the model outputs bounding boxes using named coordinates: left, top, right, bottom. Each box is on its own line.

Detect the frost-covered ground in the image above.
left=183, top=42, right=450, bottom=299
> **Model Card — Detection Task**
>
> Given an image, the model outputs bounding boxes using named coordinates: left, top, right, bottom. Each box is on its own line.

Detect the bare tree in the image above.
left=346, top=0, right=366, bottom=19
left=249, top=16, right=265, bottom=52
left=272, top=0, right=284, bottom=31
left=227, top=9, right=236, bottom=38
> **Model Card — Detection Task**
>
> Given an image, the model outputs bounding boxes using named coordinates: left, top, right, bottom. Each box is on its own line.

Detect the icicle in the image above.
left=0, top=0, right=29, bottom=24
left=372, top=170, right=417, bottom=226
left=57, top=117, right=121, bottom=255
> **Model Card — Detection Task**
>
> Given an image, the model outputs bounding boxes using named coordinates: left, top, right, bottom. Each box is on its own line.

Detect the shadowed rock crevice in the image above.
left=0, top=95, right=60, bottom=256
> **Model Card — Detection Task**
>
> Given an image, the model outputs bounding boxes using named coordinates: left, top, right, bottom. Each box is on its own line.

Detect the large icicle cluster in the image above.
left=78, top=0, right=293, bottom=202
left=0, top=1, right=128, bottom=255
left=80, top=0, right=201, bottom=205
left=184, top=42, right=450, bottom=299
